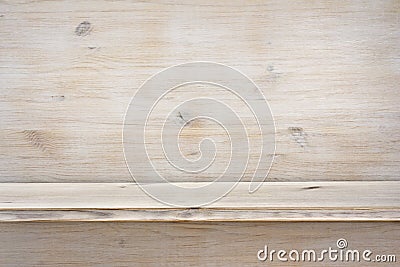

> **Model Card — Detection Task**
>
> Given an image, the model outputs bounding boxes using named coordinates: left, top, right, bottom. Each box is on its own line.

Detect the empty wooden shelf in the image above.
left=0, top=0, right=399, bottom=266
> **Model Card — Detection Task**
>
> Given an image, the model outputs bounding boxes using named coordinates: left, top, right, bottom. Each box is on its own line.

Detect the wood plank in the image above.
left=0, top=221, right=398, bottom=266
left=1, top=0, right=399, bottom=183
left=1, top=208, right=399, bottom=222
left=0, top=181, right=399, bottom=221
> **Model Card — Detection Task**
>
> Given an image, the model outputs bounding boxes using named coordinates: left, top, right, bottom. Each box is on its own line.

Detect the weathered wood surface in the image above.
left=0, top=2, right=399, bottom=266
left=0, top=221, right=398, bottom=266
left=0, top=181, right=398, bottom=221
left=1, top=0, right=399, bottom=183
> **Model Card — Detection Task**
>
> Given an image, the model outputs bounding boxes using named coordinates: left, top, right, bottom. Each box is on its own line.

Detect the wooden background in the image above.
left=0, top=222, right=398, bottom=266
left=0, top=1, right=399, bottom=266
left=1, top=0, right=399, bottom=183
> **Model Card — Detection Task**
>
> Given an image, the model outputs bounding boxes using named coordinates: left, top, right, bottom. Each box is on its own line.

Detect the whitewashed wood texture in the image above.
left=0, top=221, right=398, bottom=266
left=0, top=1, right=399, bottom=266
left=0, top=182, right=399, bottom=221
left=1, top=0, right=399, bottom=183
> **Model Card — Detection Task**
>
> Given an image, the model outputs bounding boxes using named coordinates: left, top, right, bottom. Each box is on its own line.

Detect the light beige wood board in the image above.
left=0, top=0, right=399, bottom=182
left=0, top=181, right=399, bottom=221
left=0, top=221, right=398, bottom=266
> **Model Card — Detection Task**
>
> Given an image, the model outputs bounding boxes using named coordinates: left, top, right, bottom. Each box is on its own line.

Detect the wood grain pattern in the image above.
left=0, top=221, right=398, bottom=266
left=0, top=181, right=398, bottom=221
left=0, top=2, right=399, bottom=266
left=1, top=0, right=399, bottom=182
